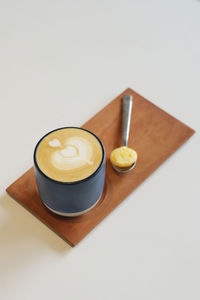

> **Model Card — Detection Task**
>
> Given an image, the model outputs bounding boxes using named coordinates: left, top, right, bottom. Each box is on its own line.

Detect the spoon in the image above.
left=110, top=94, right=137, bottom=173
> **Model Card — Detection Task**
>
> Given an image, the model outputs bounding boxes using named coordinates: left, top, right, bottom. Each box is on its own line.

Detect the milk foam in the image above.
left=49, top=136, right=94, bottom=170
left=48, top=138, right=61, bottom=147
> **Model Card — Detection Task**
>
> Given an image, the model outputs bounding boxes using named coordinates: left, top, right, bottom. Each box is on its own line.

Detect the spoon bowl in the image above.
left=111, top=161, right=136, bottom=173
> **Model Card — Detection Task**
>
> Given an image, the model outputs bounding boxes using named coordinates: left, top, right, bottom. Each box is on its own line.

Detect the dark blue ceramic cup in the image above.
left=33, top=127, right=105, bottom=217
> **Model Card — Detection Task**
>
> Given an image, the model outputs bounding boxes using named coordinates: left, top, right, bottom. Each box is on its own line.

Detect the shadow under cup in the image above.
left=33, top=127, right=106, bottom=217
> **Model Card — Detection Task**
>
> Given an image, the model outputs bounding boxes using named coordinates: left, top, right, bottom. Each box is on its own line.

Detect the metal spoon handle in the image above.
left=122, top=94, right=132, bottom=147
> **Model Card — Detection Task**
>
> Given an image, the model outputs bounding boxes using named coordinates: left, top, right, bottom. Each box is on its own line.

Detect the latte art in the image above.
left=36, top=128, right=103, bottom=182
left=49, top=137, right=94, bottom=170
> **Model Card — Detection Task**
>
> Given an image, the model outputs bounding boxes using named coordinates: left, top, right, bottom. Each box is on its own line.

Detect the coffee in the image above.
left=36, top=128, right=103, bottom=182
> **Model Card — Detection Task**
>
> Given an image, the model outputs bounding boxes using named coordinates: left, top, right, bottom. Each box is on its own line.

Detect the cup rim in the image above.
left=33, top=126, right=105, bottom=185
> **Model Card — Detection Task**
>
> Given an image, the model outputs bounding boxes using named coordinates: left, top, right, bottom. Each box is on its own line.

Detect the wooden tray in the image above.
left=6, top=88, right=195, bottom=247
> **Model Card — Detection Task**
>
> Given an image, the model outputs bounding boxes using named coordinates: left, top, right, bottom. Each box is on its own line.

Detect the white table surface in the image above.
left=1, top=1, right=200, bottom=299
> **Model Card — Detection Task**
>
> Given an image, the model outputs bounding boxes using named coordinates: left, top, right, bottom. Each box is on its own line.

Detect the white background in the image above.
left=0, top=1, right=200, bottom=299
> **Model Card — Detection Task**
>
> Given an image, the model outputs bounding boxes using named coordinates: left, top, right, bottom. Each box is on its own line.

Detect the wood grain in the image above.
left=6, top=88, right=195, bottom=246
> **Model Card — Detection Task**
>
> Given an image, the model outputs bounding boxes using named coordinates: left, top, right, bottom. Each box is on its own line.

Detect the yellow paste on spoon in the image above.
left=110, top=146, right=137, bottom=168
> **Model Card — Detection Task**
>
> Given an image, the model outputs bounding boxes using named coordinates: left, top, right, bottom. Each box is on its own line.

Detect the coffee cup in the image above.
left=33, top=127, right=105, bottom=217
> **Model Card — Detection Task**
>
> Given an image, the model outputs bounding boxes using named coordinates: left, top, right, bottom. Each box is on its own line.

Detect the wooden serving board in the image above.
left=6, top=88, right=195, bottom=247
